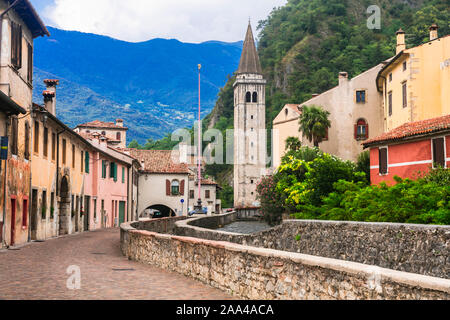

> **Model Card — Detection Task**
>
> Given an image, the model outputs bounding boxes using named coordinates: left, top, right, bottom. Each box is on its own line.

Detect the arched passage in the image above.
left=140, top=204, right=176, bottom=219
left=59, top=176, right=71, bottom=235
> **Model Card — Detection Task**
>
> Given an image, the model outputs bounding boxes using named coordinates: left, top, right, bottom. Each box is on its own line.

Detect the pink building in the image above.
left=364, top=115, right=450, bottom=185
left=83, top=135, right=138, bottom=229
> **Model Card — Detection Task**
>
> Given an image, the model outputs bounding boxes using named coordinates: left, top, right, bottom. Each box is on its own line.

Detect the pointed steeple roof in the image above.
left=237, top=23, right=263, bottom=75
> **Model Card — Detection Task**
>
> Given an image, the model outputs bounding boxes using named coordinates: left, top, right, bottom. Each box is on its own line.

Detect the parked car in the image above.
left=188, top=207, right=208, bottom=216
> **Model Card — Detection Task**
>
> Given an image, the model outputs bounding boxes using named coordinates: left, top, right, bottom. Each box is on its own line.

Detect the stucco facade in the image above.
left=273, top=64, right=385, bottom=167
left=0, top=0, right=48, bottom=247
left=377, top=30, right=450, bottom=133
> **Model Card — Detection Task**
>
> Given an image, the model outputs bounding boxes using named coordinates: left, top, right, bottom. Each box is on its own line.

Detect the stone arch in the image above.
left=252, top=92, right=258, bottom=103
left=246, top=92, right=252, bottom=103
left=59, top=175, right=71, bottom=235
left=140, top=204, right=176, bottom=219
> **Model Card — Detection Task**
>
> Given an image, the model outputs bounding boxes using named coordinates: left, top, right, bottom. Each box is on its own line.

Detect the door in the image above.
left=10, top=199, right=16, bottom=246
left=119, top=201, right=126, bottom=226
left=84, top=196, right=90, bottom=231
left=31, top=190, right=38, bottom=240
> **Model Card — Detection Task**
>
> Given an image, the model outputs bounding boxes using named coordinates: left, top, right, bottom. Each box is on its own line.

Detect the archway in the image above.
left=140, top=204, right=176, bottom=219
left=59, top=176, right=71, bottom=235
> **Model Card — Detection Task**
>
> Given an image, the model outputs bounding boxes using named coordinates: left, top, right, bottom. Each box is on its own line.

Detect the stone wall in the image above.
left=175, top=218, right=450, bottom=279
left=121, top=225, right=450, bottom=300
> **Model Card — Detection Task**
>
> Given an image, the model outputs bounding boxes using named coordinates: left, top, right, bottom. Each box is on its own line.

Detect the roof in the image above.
left=364, top=115, right=450, bottom=148
left=196, top=178, right=218, bottom=186
left=285, top=104, right=302, bottom=114
left=236, top=23, right=263, bottom=75
left=129, top=149, right=190, bottom=174
left=77, top=120, right=128, bottom=130
left=0, top=89, right=26, bottom=115
left=11, top=0, right=50, bottom=38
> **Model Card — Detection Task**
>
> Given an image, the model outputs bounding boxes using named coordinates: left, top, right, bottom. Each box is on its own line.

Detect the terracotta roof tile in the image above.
left=77, top=120, right=128, bottom=130
left=364, top=115, right=450, bottom=147
left=129, top=149, right=189, bottom=174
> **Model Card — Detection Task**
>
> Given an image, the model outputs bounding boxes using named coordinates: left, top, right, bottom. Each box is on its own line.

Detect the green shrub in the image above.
left=256, top=175, right=284, bottom=226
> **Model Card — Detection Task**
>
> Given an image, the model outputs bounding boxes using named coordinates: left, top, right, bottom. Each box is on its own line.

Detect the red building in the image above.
left=364, top=115, right=450, bottom=185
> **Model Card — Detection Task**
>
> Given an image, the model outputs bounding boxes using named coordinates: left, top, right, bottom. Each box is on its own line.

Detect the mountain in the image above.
left=33, top=26, right=243, bottom=143
left=203, top=0, right=449, bottom=184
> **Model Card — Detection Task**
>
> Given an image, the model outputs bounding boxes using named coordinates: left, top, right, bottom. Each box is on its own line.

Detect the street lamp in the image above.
left=194, top=64, right=203, bottom=214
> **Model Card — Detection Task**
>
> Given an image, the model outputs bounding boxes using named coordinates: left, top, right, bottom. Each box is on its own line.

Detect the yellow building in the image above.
left=376, top=25, right=450, bottom=132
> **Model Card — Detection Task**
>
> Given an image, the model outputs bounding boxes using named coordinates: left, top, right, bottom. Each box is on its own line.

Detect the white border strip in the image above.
left=371, top=159, right=432, bottom=170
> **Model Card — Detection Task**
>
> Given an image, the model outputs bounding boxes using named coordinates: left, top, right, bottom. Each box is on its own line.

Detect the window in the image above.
left=34, top=121, right=39, bottom=154
left=72, top=145, right=75, bottom=168
left=251, top=115, right=254, bottom=119
left=110, top=162, right=117, bottom=182
left=62, top=139, right=67, bottom=164
left=24, top=122, right=30, bottom=160
left=11, top=117, right=18, bottom=155
left=356, top=90, right=366, bottom=103
left=80, top=151, right=84, bottom=172
left=205, top=190, right=210, bottom=199
left=11, top=21, right=22, bottom=69
left=117, top=132, right=121, bottom=141
left=355, top=119, right=369, bottom=140
left=389, top=73, right=392, bottom=82
left=101, top=131, right=106, bottom=136
left=190, top=190, right=194, bottom=199
left=122, top=167, right=125, bottom=183
left=42, top=190, right=47, bottom=220
left=171, top=180, right=180, bottom=195
left=388, top=91, right=393, bottom=116
left=43, top=128, right=48, bottom=158
left=403, top=61, right=407, bottom=71
left=285, top=109, right=288, bottom=116
left=51, top=133, right=56, bottom=160
left=50, top=192, right=55, bottom=219
left=252, top=92, right=258, bottom=103
left=432, top=138, right=445, bottom=168
left=379, top=148, right=388, bottom=175
left=27, top=42, right=33, bottom=83
left=102, top=161, right=107, bottom=179
left=85, top=151, right=90, bottom=173
left=22, top=199, right=28, bottom=227
left=246, top=92, right=251, bottom=103
left=402, top=82, right=407, bottom=108
left=93, top=199, right=97, bottom=220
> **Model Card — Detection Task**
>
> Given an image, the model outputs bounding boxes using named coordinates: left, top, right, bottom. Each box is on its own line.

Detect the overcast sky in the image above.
left=30, top=0, right=287, bottom=43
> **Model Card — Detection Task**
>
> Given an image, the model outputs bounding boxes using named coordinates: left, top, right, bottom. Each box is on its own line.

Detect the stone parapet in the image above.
left=121, top=222, right=450, bottom=300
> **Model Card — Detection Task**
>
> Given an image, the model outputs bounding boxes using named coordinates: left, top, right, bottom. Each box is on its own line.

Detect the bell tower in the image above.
left=233, top=22, right=267, bottom=208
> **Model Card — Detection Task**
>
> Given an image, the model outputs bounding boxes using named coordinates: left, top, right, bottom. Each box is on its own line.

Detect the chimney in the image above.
left=338, top=72, right=348, bottom=86
left=43, top=79, right=59, bottom=115
left=116, top=119, right=124, bottom=127
left=99, top=136, right=108, bottom=149
left=429, top=23, right=439, bottom=41
left=396, top=28, right=406, bottom=54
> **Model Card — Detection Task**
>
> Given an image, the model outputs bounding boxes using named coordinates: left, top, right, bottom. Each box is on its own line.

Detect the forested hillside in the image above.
left=140, top=0, right=449, bottom=202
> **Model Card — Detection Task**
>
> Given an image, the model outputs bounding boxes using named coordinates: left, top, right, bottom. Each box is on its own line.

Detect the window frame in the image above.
left=356, top=90, right=367, bottom=103
left=378, top=147, right=389, bottom=176
left=402, top=81, right=407, bottom=108
left=171, top=180, right=180, bottom=196
left=432, top=137, right=446, bottom=169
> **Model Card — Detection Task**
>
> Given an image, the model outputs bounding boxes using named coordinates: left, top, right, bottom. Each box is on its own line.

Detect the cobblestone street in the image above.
left=0, top=229, right=234, bottom=300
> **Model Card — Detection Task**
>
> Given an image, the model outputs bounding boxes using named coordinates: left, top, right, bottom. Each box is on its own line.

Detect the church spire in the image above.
left=237, top=22, right=263, bottom=75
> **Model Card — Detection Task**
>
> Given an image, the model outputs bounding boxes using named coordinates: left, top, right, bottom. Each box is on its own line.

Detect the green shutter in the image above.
left=102, top=161, right=106, bottom=178
left=110, top=162, right=115, bottom=178
left=85, top=151, right=90, bottom=173
left=114, top=164, right=118, bottom=182
left=122, top=167, right=125, bottom=183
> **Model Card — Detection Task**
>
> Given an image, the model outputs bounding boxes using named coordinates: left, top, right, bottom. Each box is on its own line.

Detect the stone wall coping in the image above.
left=125, top=226, right=450, bottom=294
left=282, top=219, right=450, bottom=230
left=175, top=215, right=244, bottom=236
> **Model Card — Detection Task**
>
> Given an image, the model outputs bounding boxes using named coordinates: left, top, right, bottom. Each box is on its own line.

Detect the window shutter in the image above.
left=24, top=122, right=30, bottom=160
left=27, top=43, right=33, bottom=83
left=433, top=138, right=445, bottom=168
left=180, top=180, right=185, bottom=196
left=365, top=124, right=369, bottom=140
left=166, top=180, right=171, bottom=196
left=114, top=164, right=118, bottom=182
left=122, top=167, right=125, bottom=183
left=354, top=124, right=358, bottom=140
left=85, top=151, right=90, bottom=173
left=379, top=148, right=388, bottom=175
left=18, top=25, right=22, bottom=69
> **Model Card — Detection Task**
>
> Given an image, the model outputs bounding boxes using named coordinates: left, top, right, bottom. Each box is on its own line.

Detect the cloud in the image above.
left=42, top=0, right=287, bottom=43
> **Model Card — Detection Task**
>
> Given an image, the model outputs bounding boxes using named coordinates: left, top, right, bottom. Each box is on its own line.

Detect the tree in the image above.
left=285, top=136, right=302, bottom=151
left=299, top=105, right=331, bottom=147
